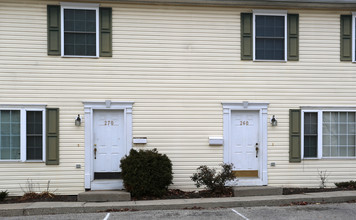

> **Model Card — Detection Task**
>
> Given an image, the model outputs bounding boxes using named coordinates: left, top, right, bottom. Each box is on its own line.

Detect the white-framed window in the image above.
left=61, top=2, right=99, bottom=57
left=302, top=109, right=356, bottom=159
left=253, top=10, right=287, bottom=61
left=352, top=12, right=356, bottom=62
left=0, top=106, right=46, bottom=162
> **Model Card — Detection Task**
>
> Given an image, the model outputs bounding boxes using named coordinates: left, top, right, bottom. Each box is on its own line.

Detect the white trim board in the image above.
left=60, top=3, right=100, bottom=58
left=253, top=10, right=287, bottom=62
left=222, top=102, right=269, bottom=186
left=83, top=101, right=134, bottom=190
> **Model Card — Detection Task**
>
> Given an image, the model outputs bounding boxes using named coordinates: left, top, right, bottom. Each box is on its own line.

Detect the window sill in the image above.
left=253, top=59, right=287, bottom=62
left=304, top=157, right=356, bottom=160
left=322, top=157, right=356, bottom=160
left=61, top=55, right=99, bottom=59
left=0, top=160, right=45, bottom=163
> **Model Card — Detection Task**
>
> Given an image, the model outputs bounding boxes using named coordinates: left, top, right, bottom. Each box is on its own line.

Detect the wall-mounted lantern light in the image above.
left=75, top=114, right=81, bottom=126
left=271, top=115, right=277, bottom=126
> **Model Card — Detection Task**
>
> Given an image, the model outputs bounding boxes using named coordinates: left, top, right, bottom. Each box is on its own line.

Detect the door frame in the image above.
left=83, top=101, right=134, bottom=189
left=222, top=102, right=268, bottom=186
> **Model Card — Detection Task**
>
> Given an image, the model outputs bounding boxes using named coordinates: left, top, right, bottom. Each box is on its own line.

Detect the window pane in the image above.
left=26, top=111, right=43, bottom=160
left=0, top=110, right=20, bottom=160
left=323, top=112, right=356, bottom=158
left=256, top=15, right=285, bottom=37
left=255, top=15, right=285, bottom=60
left=64, top=9, right=97, bottom=56
left=304, top=112, right=318, bottom=158
left=255, top=38, right=284, bottom=60
left=304, top=136, right=317, bottom=157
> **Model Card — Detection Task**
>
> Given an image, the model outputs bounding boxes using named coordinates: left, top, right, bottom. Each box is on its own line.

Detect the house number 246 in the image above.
left=240, top=121, right=249, bottom=126
left=104, top=120, right=114, bottom=126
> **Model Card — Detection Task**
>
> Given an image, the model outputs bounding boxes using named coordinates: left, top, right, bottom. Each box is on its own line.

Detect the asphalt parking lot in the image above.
left=3, top=202, right=356, bottom=220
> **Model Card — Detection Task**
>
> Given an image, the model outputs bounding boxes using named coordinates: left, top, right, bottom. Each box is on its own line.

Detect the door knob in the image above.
left=255, top=143, right=259, bottom=158
left=94, top=148, right=97, bottom=159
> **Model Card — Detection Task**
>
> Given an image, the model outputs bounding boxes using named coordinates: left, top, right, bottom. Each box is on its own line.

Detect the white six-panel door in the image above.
left=231, top=110, right=260, bottom=173
left=93, top=110, right=125, bottom=173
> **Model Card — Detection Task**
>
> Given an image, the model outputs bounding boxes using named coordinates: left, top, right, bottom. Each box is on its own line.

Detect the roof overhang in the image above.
left=92, top=0, right=356, bottom=10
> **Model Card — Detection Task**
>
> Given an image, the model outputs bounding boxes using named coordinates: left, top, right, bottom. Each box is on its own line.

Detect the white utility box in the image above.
left=133, top=137, right=147, bottom=144
left=209, top=137, right=223, bottom=146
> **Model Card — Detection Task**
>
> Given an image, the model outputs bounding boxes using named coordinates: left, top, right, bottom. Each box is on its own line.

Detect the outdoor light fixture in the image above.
left=271, top=115, right=277, bottom=126
left=75, top=114, right=81, bottom=126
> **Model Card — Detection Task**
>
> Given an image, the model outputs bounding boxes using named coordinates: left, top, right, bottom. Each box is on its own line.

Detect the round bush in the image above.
left=120, top=148, right=173, bottom=197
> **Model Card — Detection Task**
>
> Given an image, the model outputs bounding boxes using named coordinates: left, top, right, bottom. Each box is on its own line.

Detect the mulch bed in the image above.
left=132, top=188, right=234, bottom=201
left=0, top=193, right=77, bottom=204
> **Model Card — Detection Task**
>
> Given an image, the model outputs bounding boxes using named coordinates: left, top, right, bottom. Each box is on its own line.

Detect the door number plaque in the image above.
left=104, top=120, right=114, bottom=126
left=240, top=121, right=249, bottom=126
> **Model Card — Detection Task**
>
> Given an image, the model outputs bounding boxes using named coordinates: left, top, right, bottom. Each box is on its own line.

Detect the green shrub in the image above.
left=191, top=163, right=235, bottom=193
left=120, top=148, right=173, bottom=197
left=0, top=190, right=9, bottom=201
left=335, top=180, right=356, bottom=189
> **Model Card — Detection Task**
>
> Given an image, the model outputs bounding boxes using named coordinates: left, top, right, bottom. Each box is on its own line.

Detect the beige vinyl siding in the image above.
left=0, top=0, right=356, bottom=195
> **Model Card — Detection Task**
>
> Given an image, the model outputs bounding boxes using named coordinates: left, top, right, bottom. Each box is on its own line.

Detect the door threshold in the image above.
left=91, top=179, right=124, bottom=190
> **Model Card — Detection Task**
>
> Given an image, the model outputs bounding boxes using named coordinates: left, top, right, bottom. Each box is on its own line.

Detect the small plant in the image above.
left=120, top=148, right=173, bottom=197
left=0, top=190, right=9, bottom=201
left=191, top=163, right=236, bottom=193
left=317, top=169, right=329, bottom=189
left=19, top=179, right=39, bottom=194
left=335, top=180, right=356, bottom=189
left=19, top=179, right=56, bottom=201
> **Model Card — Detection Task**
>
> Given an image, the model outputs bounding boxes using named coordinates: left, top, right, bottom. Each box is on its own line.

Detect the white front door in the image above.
left=231, top=110, right=260, bottom=181
left=93, top=110, right=125, bottom=174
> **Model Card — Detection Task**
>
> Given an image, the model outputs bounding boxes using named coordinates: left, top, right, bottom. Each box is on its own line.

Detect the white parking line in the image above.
left=231, top=209, right=249, bottom=220
left=103, top=213, right=111, bottom=220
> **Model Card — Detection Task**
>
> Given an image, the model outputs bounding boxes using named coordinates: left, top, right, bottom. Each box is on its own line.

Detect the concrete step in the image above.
left=78, top=190, right=131, bottom=202
left=233, top=186, right=283, bottom=197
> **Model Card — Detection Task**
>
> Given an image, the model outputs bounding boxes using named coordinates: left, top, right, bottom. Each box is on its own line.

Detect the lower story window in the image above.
left=303, top=110, right=356, bottom=159
left=0, top=110, right=20, bottom=160
left=26, top=111, right=43, bottom=160
left=0, top=108, right=45, bottom=161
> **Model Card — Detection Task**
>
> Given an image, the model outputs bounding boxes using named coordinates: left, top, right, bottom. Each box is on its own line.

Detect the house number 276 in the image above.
left=104, top=121, right=114, bottom=126
left=240, top=121, right=249, bottom=126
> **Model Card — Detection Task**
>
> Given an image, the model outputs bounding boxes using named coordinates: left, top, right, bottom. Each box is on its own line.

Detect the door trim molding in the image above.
left=83, top=101, right=134, bottom=189
left=222, top=102, right=268, bottom=186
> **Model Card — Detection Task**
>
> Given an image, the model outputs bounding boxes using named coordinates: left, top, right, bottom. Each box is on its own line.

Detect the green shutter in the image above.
left=46, top=108, right=59, bottom=165
left=340, top=15, right=352, bottom=61
left=287, top=14, right=299, bottom=61
left=47, top=5, right=61, bottom=56
left=241, top=13, right=253, bottom=60
left=100, top=7, right=112, bottom=57
left=289, top=109, right=301, bottom=162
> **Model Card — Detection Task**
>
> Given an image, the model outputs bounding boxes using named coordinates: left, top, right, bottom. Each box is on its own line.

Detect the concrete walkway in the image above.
left=1, top=191, right=356, bottom=217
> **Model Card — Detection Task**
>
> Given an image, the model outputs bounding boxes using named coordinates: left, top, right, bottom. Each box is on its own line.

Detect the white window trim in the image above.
left=0, top=105, right=46, bottom=162
left=60, top=2, right=100, bottom=58
left=301, top=108, right=356, bottom=160
left=253, top=10, right=288, bottom=62
left=352, top=12, right=356, bottom=62
left=301, top=110, right=322, bottom=159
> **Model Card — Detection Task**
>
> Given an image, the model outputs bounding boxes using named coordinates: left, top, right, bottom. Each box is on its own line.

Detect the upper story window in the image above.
left=253, top=10, right=287, bottom=61
left=61, top=3, right=99, bottom=57
left=0, top=106, right=46, bottom=161
left=302, top=109, right=356, bottom=159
